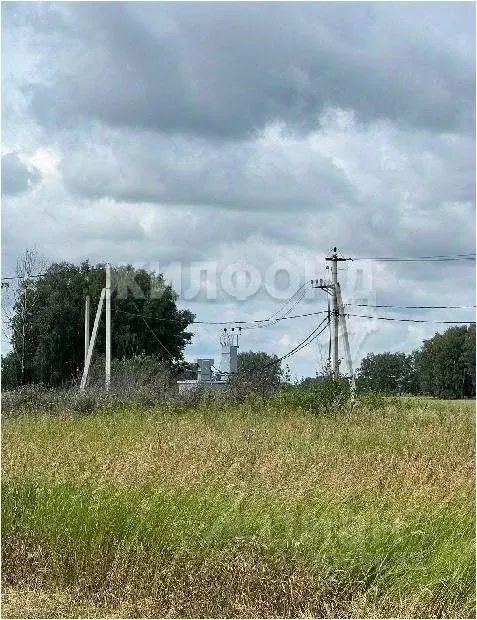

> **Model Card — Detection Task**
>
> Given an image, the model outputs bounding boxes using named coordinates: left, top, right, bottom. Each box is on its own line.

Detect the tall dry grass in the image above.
left=2, top=397, right=475, bottom=617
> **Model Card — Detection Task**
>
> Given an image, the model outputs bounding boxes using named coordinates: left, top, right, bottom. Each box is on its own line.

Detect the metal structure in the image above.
left=177, top=330, right=240, bottom=393
left=196, top=358, right=214, bottom=383
left=219, top=329, right=239, bottom=375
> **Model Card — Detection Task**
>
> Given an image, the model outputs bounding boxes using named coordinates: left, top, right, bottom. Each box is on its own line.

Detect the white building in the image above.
left=177, top=333, right=238, bottom=394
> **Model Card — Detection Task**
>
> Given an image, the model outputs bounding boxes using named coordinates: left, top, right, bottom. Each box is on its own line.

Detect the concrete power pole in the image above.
left=80, top=264, right=111, bottom=392
left=315, top=248, right=353, bottom=386
left=336, top=283, right=356, bottom=401
left=331, top=249, right=339, bottom=378
left=84, top=296, right=90, bottom=367
left=105, top=263, right=111, bottom=392
left=21, top=286, right=27, bottom=384
left=325, top=247, right=349, bottom=378
left=80, top=288, right=106, bottom=391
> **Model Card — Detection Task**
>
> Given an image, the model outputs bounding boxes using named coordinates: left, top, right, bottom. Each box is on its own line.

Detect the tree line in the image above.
left=356, top=324, right=475, bottom=398
left=2, top=258, right=475, bottom=399
left=2, top=261, right=194, bottom=389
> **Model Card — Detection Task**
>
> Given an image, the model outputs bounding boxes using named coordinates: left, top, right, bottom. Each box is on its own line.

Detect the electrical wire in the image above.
left=186, top=309, right=330, bottom=325
left=350, top=254, right=475, bottom=262
left=259, top=317, right=331, bottom=369
left=350, top=304, right=476, bottom=309
left=118, top=304, right=475, bottom=327
left=260, top=282, right=308, bottom=321
left=200, top=303, right=475, bottom=325
left=235, top=282, right=310, bottom=330
left=11, top=268, right=472, bottom=330
left=216, top=317, right=330, bottom=376
left=1, top=273, right=47, bottom=280
left=129, top=301, right=176, bottom=360
left=243, top=285, right=310, bottom=330
left=3, top=253, right=473, bottom=278
left=238, top=282, right=308, bottom=328
left=348, top=313, right=475, bottom=324
left=204, top=303, right=475, bottom=326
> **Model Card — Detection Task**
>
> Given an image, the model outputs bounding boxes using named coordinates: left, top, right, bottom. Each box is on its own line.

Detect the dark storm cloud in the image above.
left=1, top=153, right=41, bottom=195
left=60, top=126, right=356, bottom=210
left=22, top=2, right=475, bottom=139
left=56, top=111, right=474, bottom=223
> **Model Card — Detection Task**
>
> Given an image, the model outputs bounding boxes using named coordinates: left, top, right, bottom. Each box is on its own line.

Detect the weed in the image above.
left=1, top=397, right=475, bottom=617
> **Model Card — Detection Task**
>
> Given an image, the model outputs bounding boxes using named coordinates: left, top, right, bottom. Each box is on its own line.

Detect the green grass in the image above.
left=2, top=397, right=475, bottom=617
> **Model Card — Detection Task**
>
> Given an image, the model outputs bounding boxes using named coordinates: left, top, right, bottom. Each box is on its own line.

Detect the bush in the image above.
left=225, top=351, right=282, bottom=403
left=69, top=393, right=97, bottom=415
left=357, top=391, right=388, bottom=411
left=2, top=384, right=56, bottom=416
left=1, top=386, right=101, bottom=417
left=87, top=355, right=175, bottom=404
left=273, top=377, right=351, bottom=414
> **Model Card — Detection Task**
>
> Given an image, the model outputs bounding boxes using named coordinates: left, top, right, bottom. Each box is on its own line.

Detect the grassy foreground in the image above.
left=2, top=397, right=475, bottom=618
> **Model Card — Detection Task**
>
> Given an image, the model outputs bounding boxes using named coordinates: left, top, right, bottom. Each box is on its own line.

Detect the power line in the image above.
left=350, top=253, right=475, bottom=262
left=118, top=304, right=475, bottom=327
left=259, top=317, right=330, bottom=369
left=236, top=282, right=310, bottom=330
left=6, top=264, right=473, bottom=331
left=348, top=313, right=475, bottom=324
left=219, top=317, right=330, bottom=375
left=129, top=301, right=176, bottom=360
left=350, top=304, right=476, bottom=310
left=259, top=282, right=308, bottom=322
left=1, top=273, right=46, bottom=280
left=3, top=253, right=474, bottom=279
left=282, top=319, right=330, bottom=360
left=205, top=304, right=475, bottom=326
left=244, top=285, right=310, bottom=330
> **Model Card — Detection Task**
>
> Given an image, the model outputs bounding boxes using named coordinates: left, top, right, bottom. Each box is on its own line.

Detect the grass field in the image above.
left=2, top=397, right=475, bottom=618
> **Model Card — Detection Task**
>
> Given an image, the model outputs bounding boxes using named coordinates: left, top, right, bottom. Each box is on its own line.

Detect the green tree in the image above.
left=229, top=350, right=282, bottom=399
left=414, top=325, right=475, bottom=398
left=356, top=352, right=418, bottom=395
left=461, top=323, right=476, bottom=397
left=4, top=261, right=194, bottom=387
left=1, top=350, right=22, bottom=390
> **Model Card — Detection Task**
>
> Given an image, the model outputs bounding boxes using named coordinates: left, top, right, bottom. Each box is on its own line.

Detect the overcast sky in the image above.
left=2, top=2, right=475, bottom=378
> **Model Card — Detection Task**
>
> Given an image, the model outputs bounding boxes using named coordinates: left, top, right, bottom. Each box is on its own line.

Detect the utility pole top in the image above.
left=325, top=248, right=349, bottom=262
